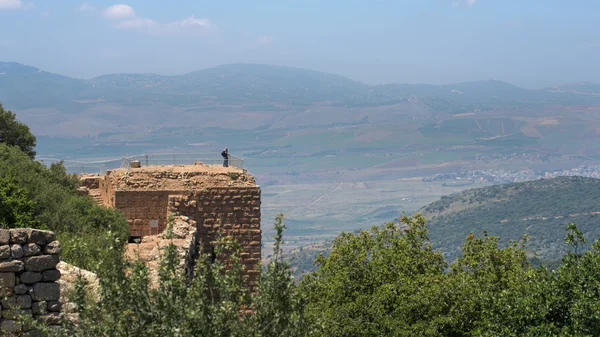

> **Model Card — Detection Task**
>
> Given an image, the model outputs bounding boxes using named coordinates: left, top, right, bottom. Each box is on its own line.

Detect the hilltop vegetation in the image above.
left=420, top=176, right=600, bottom=260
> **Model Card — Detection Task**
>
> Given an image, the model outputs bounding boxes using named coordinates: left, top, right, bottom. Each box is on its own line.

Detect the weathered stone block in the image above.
left=0, top=245, right=9, bottom=260
left=27, top=230, right=49, bottom=245
left=10, top=244, right=24, bottom=259
left=23, top=243, right=41, bottom=257
left=42, top=241, right=61, bottom=255
left=41, top=270, right=60, bottom=282
left=0, top=318, right=22, bottom=333
left=31, top=283, right=60, bottom=301
left=16, top=295, right=31, bottom=309
left=0, top=230, right=9, bottom=245
left=9, top=229, right=28, bottom=244
left=19, top=272, right=41, bottom=284
left=31, top=301, right=46, bottom=315
left=0, top=272, right=15, bottom=291
left=13, top=284, right=27, bottom=295
left=24, top=255, right=59, bottom=272
left=1, top=296, right=15, bottom=309
left=46, top=301, right=60, bottom=312
left=0, top=260, right=25, bottom=272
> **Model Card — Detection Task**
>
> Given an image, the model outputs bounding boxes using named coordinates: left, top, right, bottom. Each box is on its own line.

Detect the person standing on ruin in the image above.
left=222, top=148, right=229, bottom=167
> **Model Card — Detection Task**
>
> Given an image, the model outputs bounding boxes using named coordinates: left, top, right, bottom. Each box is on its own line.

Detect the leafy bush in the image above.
left=0, top=174, right=36, bottom=228
left=42, top=216, right=307, bottom=337
left=0, top=103, right=36, bottom=158
left=302, top=217, right=600, bottom=337
left=0, top=143, right=128, bottom=272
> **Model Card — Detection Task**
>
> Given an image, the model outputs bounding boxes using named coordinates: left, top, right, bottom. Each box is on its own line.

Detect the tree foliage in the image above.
left=0, top=143, right=128, bottom=272
left=303, top=215, right=600, bottom=337
left=0, top=174, right=36, bottom=228
left=41, top=216, right=307, bottom=337
left=0, top=102, right=36, bottom=158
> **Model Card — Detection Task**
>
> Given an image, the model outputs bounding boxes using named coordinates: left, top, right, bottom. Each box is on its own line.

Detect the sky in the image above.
left=0, top=0, right=598, bottom=88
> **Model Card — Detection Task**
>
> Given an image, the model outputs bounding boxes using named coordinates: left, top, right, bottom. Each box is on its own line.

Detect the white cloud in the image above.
left=101, top=5, right=216, bottom=35
left=0, top=0, right=34, bottom=10
left=257, top=35, right=273, bottom=45
left=171, top=16, right=213, bottom=28
left=103, top=4, right=136, bottom=20
left=0, top=0, right=20, bottom=9
left=118, top=18, right=157, bottom=29
left=75, top=3, right=95, bottom=12
left=452, top=0, right=477, bottom=7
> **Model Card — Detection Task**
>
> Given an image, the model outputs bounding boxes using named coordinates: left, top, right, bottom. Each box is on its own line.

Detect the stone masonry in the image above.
left=83, top=163, right=262, bottom=289
left=168, top=187, right=262, bottom=289
left=0, top=228, right=62, bottom=334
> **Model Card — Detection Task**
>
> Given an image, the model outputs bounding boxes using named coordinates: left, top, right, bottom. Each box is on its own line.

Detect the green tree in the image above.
left=0, top=143, right=129, bottom=272
left=254, top=214, right=309, bottom=337
left=302, top=214, right=447, bottom=336
left=45, top=217, right=307, bottom=337
left=0, top=102, right=36, bottom=158
left=0, top=174, right=36, bottom=228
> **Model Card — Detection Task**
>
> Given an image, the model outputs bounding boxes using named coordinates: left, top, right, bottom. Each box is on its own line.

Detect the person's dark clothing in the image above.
left=221, top=150, right=229, bottom=167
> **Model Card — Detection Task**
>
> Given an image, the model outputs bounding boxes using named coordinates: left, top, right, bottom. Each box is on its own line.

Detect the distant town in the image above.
left=423, top=165, right=600, bottom=184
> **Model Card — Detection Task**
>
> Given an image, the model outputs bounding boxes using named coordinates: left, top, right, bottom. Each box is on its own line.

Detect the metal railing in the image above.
left=38, top=153, right=244, bottom=174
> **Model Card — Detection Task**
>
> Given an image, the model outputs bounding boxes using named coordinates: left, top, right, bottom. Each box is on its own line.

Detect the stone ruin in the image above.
left=80, top=162, right=262, bottom=289
left=0, top=228, right=63, bottom=335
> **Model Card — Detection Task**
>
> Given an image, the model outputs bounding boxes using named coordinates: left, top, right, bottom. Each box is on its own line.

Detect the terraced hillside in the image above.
left=420, top=176, right=600, bottom=260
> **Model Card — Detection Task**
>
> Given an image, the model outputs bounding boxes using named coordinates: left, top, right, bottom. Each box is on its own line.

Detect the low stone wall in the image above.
left=78, top=175, right=100, bottom=189
left=0, top=228, right=62, bottom=334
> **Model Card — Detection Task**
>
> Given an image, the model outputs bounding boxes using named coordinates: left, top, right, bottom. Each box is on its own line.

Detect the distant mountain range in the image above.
left=546, top=82, right=600, bottom=95
left=2, top=61, right=600, bottom=111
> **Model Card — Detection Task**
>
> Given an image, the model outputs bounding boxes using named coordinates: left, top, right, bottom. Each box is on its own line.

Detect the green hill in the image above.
left=419, top=176, right=600, bottom=260
left=286, top=176, right=600, bottom=275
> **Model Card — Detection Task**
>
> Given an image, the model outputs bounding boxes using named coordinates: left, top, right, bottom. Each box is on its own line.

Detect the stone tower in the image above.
left=83, top=163, right=261, bottom=287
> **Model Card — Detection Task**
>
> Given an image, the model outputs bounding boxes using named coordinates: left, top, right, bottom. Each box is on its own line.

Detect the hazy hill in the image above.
left=93, top=64, right=368, bottom=102
left=546, top=82, right=600, bottom=95
left=3, top=61, right=600, bottom=111
left=0, top=62, right=95, bottom=109
left=419, top=176, right=600, bottom=260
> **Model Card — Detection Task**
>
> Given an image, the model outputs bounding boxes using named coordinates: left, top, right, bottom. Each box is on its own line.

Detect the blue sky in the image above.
left=0, top=0, right=597, bottom=88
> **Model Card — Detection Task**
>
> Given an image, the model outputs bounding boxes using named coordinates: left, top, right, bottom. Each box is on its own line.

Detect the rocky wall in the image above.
left=114, top=190, right=188, bottom=237
left=98, top=174, right=115, bottom=208
left=0, top=228, right=62, bottom=334
left=78, top=175, right=100, bottom=190
left=168, top=187, right=261, bottom=289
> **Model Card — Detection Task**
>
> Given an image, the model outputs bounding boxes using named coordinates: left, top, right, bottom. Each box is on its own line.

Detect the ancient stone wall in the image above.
left=115, top=190, right=188, bottom=237
left=0, top=228, right=62, bottom=334
left=168, top=187, right=261, bottom=288
left=78, top=175, right=100, bottom=190
left=125, top=215, right=198, bottom=287
left=98, top=175, right=115, bottom=208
